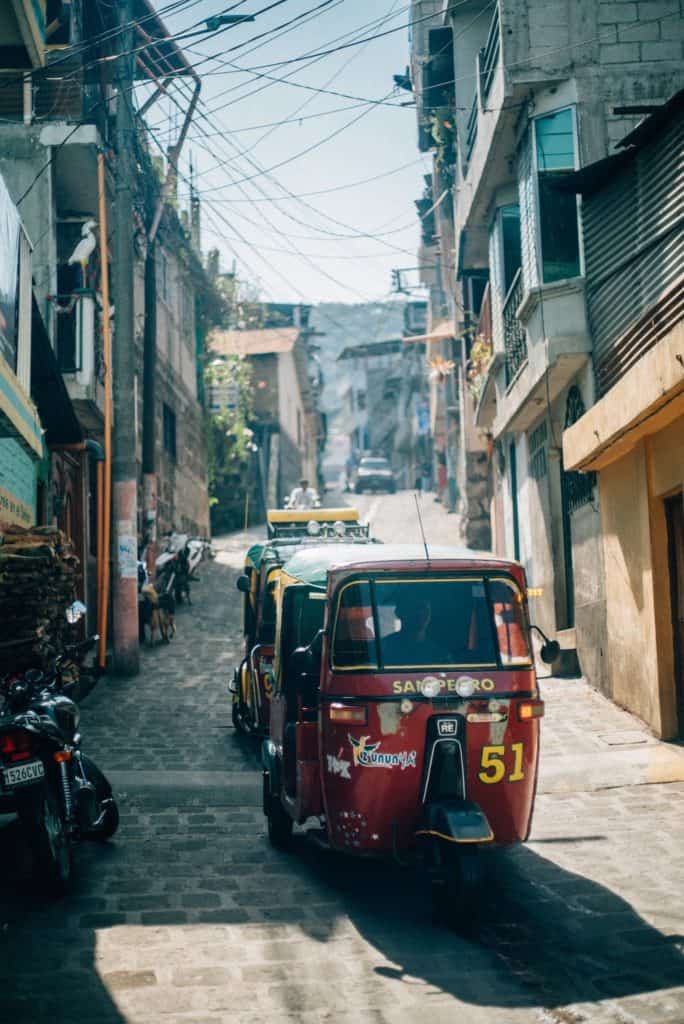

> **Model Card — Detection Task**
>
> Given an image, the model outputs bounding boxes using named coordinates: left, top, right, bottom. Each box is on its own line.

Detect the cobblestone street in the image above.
left=1, top=495, right=683, bottom=1024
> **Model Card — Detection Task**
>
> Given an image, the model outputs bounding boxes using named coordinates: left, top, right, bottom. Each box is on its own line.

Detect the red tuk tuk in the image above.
left=262, top=544, right=557, bottom=918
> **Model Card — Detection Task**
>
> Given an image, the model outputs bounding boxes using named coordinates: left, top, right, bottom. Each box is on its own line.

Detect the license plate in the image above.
left=2, top=760, right=45, bottom=788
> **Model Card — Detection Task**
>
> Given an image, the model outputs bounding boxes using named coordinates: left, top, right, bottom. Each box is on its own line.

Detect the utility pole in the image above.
left=111, top=0, right=140, bottom=676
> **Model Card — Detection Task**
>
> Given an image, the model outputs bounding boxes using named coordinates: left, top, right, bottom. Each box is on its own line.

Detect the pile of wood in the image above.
left=0, top=525, right=79, bottom=675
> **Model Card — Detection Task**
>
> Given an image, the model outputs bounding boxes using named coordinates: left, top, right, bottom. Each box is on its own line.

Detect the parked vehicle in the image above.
left=352, top=456, right=396, bottom=494
left=230, top=509, right=375, bottom=736
left=0, top=603, right=119, bottom=895
left=261, top=544, right=558, bottom=924
left=187, top=537, right=213, bottom=576
left=156, top=532, right=192, bottom=605
left=231, top=542, right=281, bottom=736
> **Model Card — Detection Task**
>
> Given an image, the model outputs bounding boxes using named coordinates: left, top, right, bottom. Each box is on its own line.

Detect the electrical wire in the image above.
left=180, top=157, right=426, bottom=203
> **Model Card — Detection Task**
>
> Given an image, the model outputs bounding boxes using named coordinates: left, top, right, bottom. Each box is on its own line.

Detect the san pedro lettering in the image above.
left=392, top=677, right=496, bottom=695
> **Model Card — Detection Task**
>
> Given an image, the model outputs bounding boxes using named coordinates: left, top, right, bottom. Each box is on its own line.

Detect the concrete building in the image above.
left=562, top=92, right=684, bottom=739
left=0, top=171, right=46, bottom=530
left=408, top=1, right=491, bottom=535
left=337, top=323, right=431, bottom=490
left=406, top=0, right=684, bottom=681
left=0, top=0, right=216, bottom=601
left=209, top=316, right=322, bottom=510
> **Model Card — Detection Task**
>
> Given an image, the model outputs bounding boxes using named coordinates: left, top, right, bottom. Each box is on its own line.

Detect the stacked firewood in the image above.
left=0, top=525, right=79, bottom=676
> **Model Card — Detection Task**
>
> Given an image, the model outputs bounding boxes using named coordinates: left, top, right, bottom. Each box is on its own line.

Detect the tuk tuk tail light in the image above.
left=518, top=700, right=545, bottom=721
left=329, top=704, right=367, bottom=725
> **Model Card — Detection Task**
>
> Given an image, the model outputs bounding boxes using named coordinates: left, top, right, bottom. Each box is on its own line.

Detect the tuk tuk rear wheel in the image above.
left=265, top=776, right=292, bottom=849
left=433, top=846, right=483, bottom=929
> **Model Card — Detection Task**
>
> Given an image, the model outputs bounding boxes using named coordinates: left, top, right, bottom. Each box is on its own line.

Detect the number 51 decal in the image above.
left=478, top=743, right=525, bottom=784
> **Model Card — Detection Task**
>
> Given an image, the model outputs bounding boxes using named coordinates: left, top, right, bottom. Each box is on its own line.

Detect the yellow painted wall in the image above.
left=600, top=444, right=661, bottom=731
left=599, top=416, right=684, bottom=739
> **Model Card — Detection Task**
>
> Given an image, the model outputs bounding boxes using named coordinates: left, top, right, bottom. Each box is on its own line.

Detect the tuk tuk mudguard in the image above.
left=416, top=799, right=494, bottom=846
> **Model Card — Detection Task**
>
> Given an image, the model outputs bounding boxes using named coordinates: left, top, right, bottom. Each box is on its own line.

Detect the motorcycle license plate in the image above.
left=2, top=760, right=45, bottom=788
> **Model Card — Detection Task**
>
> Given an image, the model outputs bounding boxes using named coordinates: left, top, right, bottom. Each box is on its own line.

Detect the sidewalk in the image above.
left=539, top=675, right=684, bottom=794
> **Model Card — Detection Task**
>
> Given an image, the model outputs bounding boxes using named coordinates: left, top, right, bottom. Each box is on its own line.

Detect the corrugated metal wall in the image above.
left=583, top=114, right=684, bottom=396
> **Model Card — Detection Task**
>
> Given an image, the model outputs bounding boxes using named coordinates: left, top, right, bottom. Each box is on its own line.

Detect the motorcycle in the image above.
left=0, top=602, right=119, bottom=895
left=187, top=536, right=213, bottom=578
left=156, top=532, right=192, bottom=605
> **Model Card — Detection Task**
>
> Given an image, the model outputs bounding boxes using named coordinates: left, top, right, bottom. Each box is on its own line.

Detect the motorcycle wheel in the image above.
left=78, top=756, right=120, bottom=841
left=18, top=786, right=71, bottom=896
left=91, top=799, right=120, bottom=841
left=265, top=774, right=292, bottom=849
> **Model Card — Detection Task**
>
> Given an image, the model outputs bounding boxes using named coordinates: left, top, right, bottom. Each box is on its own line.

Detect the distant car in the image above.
left=353, top=456, right=396, bottom=494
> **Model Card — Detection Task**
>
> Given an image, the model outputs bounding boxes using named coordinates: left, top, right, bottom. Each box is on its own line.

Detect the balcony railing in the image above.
left=503, top=269, right=527, bottom=385
left=478, top=2, right=501, bottom=106
left=463, top=92, right=478, bottom=173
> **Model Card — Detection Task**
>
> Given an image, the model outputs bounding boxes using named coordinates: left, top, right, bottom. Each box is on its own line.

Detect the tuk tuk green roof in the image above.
left=279, top=543, right=515, bottom=588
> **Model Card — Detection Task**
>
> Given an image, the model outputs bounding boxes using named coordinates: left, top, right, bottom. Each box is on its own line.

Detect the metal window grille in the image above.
left=463, top=93, right=479, bottom=173
left=503, top=268, right=527, bottom=385
left=478, top=3, right=500, bottom=106
left=563, top=385, right=595, bottom=511
left=528, top=420, right=548, bottom=480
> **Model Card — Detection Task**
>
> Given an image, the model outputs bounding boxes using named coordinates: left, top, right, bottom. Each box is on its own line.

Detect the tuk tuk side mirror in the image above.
left=540, top=640, right=560, bottom=665
left=530, top=624, right=560, bottom=666
left=291, top=645, right=316, bottom=677
left=236, top=575, right=250, bottom=593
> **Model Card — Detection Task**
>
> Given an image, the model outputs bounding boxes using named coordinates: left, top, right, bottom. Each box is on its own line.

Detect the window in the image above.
left=332, top=581, right=377, bottom=668
left=500, top=205, right=522, bottom=295
left=331, top=577, right=501, bottom=671
left=535, top=109, right=581, bottom=283
left=489, top=578, right=532, bottom=667
left=528, top=420, right=548, bottom=480
left=162, top=403, right=177, bottom=461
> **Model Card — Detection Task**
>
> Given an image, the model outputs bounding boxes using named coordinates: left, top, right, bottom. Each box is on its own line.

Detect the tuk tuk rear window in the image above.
left=331, top=576, right=531, bottom=670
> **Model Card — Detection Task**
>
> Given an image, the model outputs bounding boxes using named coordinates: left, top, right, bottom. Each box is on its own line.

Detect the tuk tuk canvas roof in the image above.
left=280, top=544, right=515, bottom=588
left=267, top=508, right=359, bottom=524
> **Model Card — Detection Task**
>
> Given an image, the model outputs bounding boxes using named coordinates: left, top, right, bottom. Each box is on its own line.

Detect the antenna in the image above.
left=414, top=492, right=430, bottom=562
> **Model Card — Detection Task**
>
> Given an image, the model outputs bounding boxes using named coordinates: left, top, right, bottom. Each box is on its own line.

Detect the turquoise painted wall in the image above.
left=0, top=437, right=37, bottom=526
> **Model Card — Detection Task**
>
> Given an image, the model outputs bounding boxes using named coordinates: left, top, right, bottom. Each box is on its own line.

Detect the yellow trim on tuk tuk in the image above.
left=267, top=507, right=360, bottom=524
left=414, top=828, right=494, bottom=844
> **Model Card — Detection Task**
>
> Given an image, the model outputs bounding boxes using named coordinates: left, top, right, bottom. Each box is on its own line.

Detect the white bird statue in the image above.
left=68, top=219, right=97, bottom=287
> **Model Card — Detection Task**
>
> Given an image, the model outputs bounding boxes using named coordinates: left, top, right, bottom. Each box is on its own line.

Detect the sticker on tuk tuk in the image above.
left=326, top=752, right=352, bottom=779
left=348, top=734, right=417, bottom=770
left=437, top=719, right=459, bottom=737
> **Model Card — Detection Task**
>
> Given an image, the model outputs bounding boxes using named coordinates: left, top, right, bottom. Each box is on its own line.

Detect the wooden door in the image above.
left=665, top=492, right=684, bottom=736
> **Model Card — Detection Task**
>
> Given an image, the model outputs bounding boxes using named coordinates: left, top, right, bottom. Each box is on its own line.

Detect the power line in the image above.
left=179, top=157, right=426, bottom=203
left=147, top=2, right=409, bottom=133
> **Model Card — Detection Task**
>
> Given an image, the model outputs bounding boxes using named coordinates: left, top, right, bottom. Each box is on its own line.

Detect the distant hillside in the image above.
left=311, top=301, right=406, bottom=420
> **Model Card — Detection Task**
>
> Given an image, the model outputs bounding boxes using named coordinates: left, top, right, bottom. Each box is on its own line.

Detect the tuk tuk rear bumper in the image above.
left=416, top=798, right=494, bottom=844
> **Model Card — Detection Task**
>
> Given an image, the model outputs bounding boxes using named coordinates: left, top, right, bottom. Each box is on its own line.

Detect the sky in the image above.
left=146, top=0, right=430, bottom=305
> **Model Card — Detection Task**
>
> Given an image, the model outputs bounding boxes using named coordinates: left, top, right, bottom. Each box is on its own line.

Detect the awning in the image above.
left=30, top=296, right=82, bottom=447
left=403, top=319, right=455, bottom=344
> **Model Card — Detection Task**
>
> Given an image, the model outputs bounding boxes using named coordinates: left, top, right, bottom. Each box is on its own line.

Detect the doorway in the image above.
left=665, top=492, right=684, bottom=736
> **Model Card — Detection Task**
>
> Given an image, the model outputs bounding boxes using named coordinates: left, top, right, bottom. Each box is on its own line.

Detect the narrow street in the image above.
left=1, top=491, right=683, bottom=1024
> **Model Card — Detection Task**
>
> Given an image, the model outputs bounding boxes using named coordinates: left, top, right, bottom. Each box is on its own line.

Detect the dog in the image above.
left=139, top=583, right=176, bottom=645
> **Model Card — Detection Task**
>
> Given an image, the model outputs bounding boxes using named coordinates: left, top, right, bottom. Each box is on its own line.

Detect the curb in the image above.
left=538, top=743, right=684, bottom=795
left=109, top=770, right=262, bottom=806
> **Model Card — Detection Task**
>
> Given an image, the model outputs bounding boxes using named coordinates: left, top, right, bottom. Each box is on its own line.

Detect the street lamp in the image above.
left=206, top=14, right=256, bottom=30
